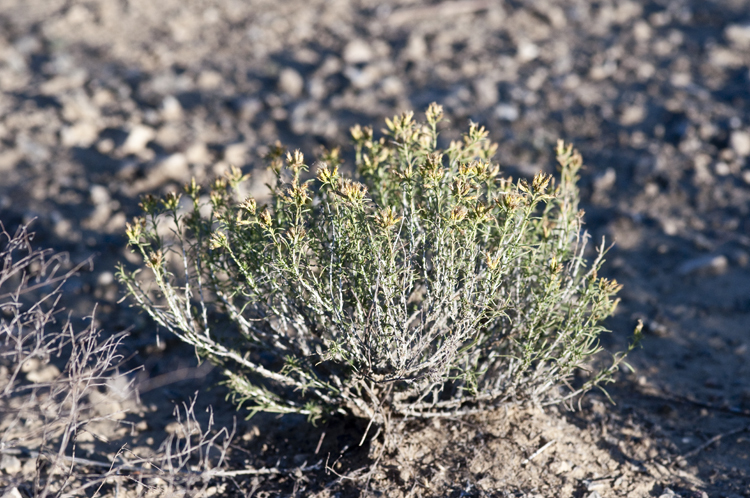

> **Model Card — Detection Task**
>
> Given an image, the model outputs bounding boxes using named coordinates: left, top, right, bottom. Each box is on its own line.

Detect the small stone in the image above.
left=97, top=138, right=115, bottom=154
left=709, top=47, right=744, bottom=68
left=3, top=486, right=23, bottom=498
left=278, top=68, right=304, bottom=97
left=620, top=105, right=645, bottom=126
left=343, top=64, right=381, bottom=89
left=21, top=358, right=40, bottom=373
left=594, top=168, right=616, bottom=192
left=158, top=153, right=190, bottom=181
left=516, top=40, right=539, bottom=62
left=165, top=419, right=201, bottom=437
left=715, top=161, right=731, bottom=176
left=13, top=35, right=41, bottom=54
left=343, top=39, right=373, bottom=64
left=121, top=125, right=156, bottom=155
left=130, top=153, right=189, bottom=193
left=379, top=76, right=403, bottom=97
left=633, top=20, right=652, bottom=41
left=473, top=78, right=498, bottom=107
left=660, top=218, right=680, bottom=236
left=495, top=103, right=519, bottom=122
left=161, top=95, right=183, bottom=121
left=61, top=122, right=99, bottom=147
left=197, top=70, right=222, bottom=90
left=730, top=130, right=750, bottom=157
left=403, top=33, right=427, bottom=62
left=238, top=97, right=263, bottom=120
left=670, top=73, right=691, bottom=87
left=156, top=124, right=182, bottom=148
left=308, top=77, right=327, bottom=100
left=725, top=23, right=750, bottom=48
left=224, top=143, right=247, bottom=165
left=39, top=70, right=87, bottom=95
left=97, top=271, right=114, bottom=286
left=90, top=184, right=110, bottom=206
left=677, top=254, right=728, bottom=276
left=551, top=460, right=572, bottom=474
left=0, top=455, right=22, bottom=475
left=26, top=364, right=61, bottom=383
left=186, top=143, right=212, bottom=165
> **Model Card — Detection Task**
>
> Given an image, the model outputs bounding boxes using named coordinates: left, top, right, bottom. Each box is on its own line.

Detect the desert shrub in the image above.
left=119, top=104, right=639, bottom=430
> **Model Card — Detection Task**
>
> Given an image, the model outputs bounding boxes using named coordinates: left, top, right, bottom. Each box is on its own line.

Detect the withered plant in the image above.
left=0, top=223, right=234, bottom=497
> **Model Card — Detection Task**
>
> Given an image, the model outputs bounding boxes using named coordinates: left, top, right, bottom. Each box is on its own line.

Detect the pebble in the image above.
left=97, top=271, right=115, bottom=286
left=90, top=184, right=110, bottom=206
left=343, top=39, right=373, bottom=64
left=403, top=33, right=427, bottom=61
left=307, top=77, right=327, bottom=100
left=223, top=143, right=247, bottom=165
left=238, top=97, right=263, bottom=121
left=473, top=78, right=498, bottom=107
left=278, top=68, right=304, bottom=98
left=157, top=153, right=190, bottom=181
left=495, top=103, right=519, bottom=121
left=3, top=487, right=23, bottom=498
left=633, top=20, right=652, bottom=41
left=186, top=142, right=212, bottom=165
left=594, top=168, right=617, bottom=193
left=725, top=23, right=750, bottom=48
left=197, top=69, right=223, bottom=90
left=121, top=125, right=156, bottom=155
left=516, top=40, right=539, bottom=62
left=380, top=76, right=403, bottom=97
left=709, top=46, right=744, bottom=68
left=26, top=364, right=61, bottom=383
left=0, top=455, right=22, bottom=475
left=161, top=95, right=183, bottom=121
left=730, top=130, right=750, bottom=157
left=130, top=153, right=190, bottom=193
left=89, top=389, right=126, bottom=419
left=60, top=121, right=99, bottom=147
left=620, top=105, right=645, bottom=126
left=343, top=64, right=381, bottom=89
left=677, top=254, right=728, bottom=276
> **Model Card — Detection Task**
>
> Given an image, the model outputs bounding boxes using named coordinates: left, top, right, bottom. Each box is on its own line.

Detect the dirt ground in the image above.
left=1, top=0, right=749, bottom=496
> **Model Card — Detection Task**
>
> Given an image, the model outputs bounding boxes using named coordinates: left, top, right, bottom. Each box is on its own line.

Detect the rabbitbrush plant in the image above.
left=119, top=104, right=639, bottom=431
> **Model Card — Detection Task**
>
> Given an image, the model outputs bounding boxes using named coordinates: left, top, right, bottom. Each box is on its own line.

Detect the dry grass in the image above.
left=0, top=223, right=235, bottom=497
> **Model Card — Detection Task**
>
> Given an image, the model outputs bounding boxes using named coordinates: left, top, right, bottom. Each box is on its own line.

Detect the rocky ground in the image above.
left=1, top=0, right=749, bottom=496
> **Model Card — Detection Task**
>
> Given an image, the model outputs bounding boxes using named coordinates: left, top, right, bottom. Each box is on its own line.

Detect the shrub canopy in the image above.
left=119, top=104, right=638, bottom=426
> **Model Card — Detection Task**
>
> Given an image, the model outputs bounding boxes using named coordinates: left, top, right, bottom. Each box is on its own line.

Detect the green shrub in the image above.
left=118, top=104, right=639, bottom=429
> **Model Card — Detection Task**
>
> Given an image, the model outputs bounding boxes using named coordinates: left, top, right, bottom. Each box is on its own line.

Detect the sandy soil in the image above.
left=1, top=0, right=749, bottom=496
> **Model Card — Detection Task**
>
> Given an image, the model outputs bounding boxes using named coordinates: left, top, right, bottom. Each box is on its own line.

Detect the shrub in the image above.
left=118, top=104, right=639, bottom=431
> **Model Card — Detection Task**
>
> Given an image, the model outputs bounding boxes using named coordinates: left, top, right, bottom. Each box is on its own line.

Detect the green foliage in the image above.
left=118, top=104, right=638, bottom=427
